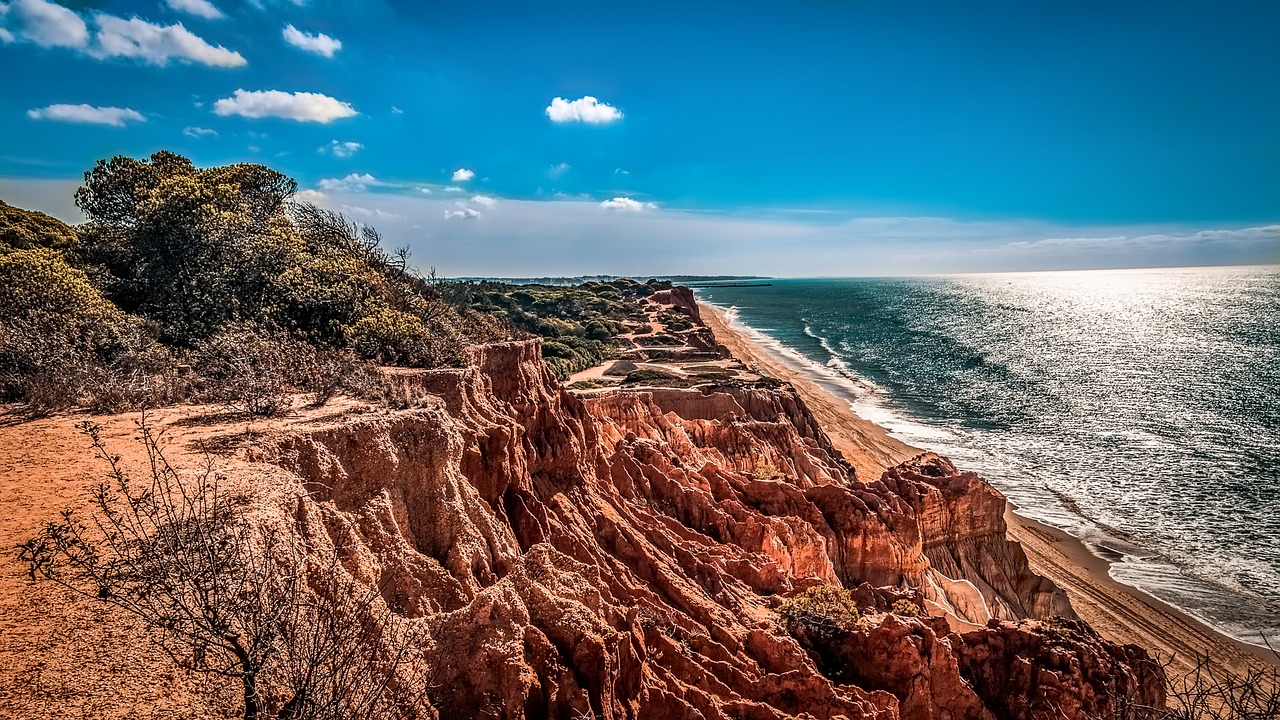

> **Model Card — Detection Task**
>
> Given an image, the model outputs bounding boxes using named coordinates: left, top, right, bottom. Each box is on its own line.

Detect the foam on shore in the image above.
left=702, top=296, right=1280, bottom=652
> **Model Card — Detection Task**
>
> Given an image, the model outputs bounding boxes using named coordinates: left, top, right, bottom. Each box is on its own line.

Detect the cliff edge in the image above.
left=0, top=324, right=1164, bottom=719
left=271, top=338, right=1161, bottom=718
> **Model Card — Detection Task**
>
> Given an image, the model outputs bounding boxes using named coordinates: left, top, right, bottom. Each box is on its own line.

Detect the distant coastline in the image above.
left=696, top=295, right=1280, bottom=673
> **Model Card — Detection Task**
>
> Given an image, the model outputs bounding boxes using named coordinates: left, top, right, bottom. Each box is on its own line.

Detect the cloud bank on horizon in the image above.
left=1, top=0, right=1278, bottom=275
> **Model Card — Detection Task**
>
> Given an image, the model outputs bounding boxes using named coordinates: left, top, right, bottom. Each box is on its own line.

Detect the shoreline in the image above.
left=697, top=299, right=1279, bottom=675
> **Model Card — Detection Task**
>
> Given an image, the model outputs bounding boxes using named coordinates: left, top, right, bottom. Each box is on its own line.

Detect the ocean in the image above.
left=695, top=266, right=1280, bottom=648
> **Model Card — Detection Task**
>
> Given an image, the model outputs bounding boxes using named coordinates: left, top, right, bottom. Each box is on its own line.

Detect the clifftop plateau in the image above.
left=0, top=296, right=1164, bottom=719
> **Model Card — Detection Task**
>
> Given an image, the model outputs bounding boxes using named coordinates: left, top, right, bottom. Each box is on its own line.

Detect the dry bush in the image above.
left=1159, top=652, right=1280, bottom=720
left=18, top=418, right=434, bottom=720
left=890, top=599, right=923, bottom=618
left=779, top=585, right=865, bottom=639
left=190, top=329, right=293, bottom=416
left=752, top=463, right=781, bottom=480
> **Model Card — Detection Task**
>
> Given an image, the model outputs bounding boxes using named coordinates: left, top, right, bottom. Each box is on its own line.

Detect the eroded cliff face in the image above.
left=272, top=339, right=1161, bottom=719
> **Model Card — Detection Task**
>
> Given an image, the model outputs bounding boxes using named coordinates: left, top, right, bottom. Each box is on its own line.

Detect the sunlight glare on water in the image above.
left=698, top=266, right=1280, bottom=646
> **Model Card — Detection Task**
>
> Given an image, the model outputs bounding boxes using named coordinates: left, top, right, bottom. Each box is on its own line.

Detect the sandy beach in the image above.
left=699, top=299, right=1279, bottom=678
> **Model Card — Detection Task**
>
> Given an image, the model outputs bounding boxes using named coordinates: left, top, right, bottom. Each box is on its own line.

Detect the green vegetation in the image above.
left=443, top=278, right=666, bottom=380
left=0, top=199, right=79, bottom=251
left=635, top=333, right=682, bottom=347
left=0, top=151, right=505, bottom=415
left=890, top=599, right=923, bottom=617
left=778, top=585, right=865, bottom=638
left=0, top=151, right=698, bottom=413
left=622, top=368, right=689, bottom=387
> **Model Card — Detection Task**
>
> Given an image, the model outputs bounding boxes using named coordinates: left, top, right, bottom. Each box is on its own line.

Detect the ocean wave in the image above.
left=713, top=302, right=954, bottom=443
left=699, top=288, right=1280, bottom=649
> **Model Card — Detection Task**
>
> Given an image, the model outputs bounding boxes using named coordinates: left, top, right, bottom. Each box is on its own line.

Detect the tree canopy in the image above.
left=72, top=151, right=499, bottom=360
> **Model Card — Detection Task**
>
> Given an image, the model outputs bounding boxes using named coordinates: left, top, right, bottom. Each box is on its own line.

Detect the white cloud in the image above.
left=213, top=89, right=357, bottom=123
left=471, top=195, right=496, bottom=208
left=978, top=225, right=1280, bottom=256
left=317, top=172, right=388, bottom=192
left=451, top=168, right=474, bottom=182
left=545, top=96, right=623, bottom=124
left=295, top=189, right=326, bottom=203
left=600, top=197, right=655, bottom=212
left=93, top=15, right=245, bottom=66
left=183, top=125, right=217, bottom=138
left=164, top=0, right=225, bottom=20
left=340, top=204, right=403, bottom=221
left=615, top=168, right=630, bottom=175
left=444, top=208, right=481, bottom=220
left=3, top=0, right=89, bottom=48
left=1, top=1, right=242, bottom=67
left=282, top=23, right=340, bottom=57
left=417, top=187, right=433, bottom=195
left=391, top=106, right=404, bottom=115
left=548, top=162, right=570, bottom=178
left=443, top=186, right=464, bottom=193
left=27, top=103, right=145, bottom=127
left=247, top=0, right=309, bottom=9
left=320, top=139, right=362, bottom=157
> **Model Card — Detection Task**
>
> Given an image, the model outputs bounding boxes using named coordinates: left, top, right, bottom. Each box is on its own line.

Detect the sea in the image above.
left=694, top=265, right=1280, bottom=649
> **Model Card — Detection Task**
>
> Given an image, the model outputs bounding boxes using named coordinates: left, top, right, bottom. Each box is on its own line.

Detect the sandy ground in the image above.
left=1, top=302, right=1274, bottom=715
left=0, top=401, right=378, bottom=718
left=700, top=300, right=1280, bottom=678
left=0, top=410, right=233, bottom=718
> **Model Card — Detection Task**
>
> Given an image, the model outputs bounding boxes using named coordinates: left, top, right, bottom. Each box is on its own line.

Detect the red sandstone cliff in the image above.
left=269, top=339, right=1162, bottom=719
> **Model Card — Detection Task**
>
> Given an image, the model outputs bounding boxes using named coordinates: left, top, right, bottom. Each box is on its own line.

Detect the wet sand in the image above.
left=699, top=299, right=1279, bottom=677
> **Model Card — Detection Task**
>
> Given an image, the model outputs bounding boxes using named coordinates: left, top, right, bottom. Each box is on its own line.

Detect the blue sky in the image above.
left=1, top=0, right=1277, bottom=275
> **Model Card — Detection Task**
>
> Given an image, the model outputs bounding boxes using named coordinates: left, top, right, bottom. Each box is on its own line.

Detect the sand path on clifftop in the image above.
left=699, top=300, right=1280, bottom=679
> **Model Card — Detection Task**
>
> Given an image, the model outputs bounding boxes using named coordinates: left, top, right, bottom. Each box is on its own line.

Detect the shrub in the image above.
left=778, top=585, right=864, bottom=639
left=190, top=329, right=293, bottom=416
left=0, top=199, right=79, bottom=251
left=542, top=340, right=577, bottom=360
left=603, top=360, right=638, bottom=377
left=0, top=247, right=127, bottom=340
left=689, top=367, right=738, bottom=382
left=753, top=463, right=781, bottom=480
left=0, top=248, right=137, bottom=412
left=18, top=419, right=434, bottom=720
left=635, top=333, right=682, bottom=347
left=83, top=343, right=191, bottom=414
left=891, top=599, right=923, bottom=617
left=622, top=369, right=688, bottom=387
left=585, top=320, right=614, bottom=341
left=567, top=379, right=613, bottom=390
left=1162, top=652, right=1280, bottom=720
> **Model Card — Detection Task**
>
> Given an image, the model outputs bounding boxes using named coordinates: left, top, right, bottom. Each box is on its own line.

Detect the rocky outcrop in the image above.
left=954, top=618, right=1164, bottom=720
left=270, top=339, right=1162, bottom=719
left=649, top=287, right=703, bottom=322
left=790, top=608, right=1163, bottom=720
left=881, top=454, right=1075, bottom=625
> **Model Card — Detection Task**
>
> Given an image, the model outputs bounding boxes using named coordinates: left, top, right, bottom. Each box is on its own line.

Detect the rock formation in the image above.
left=268, top=336, right=1163, bottom=719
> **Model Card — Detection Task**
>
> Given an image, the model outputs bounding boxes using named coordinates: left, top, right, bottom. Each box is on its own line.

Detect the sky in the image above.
left=1, top=0, right=1277, bottom=276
